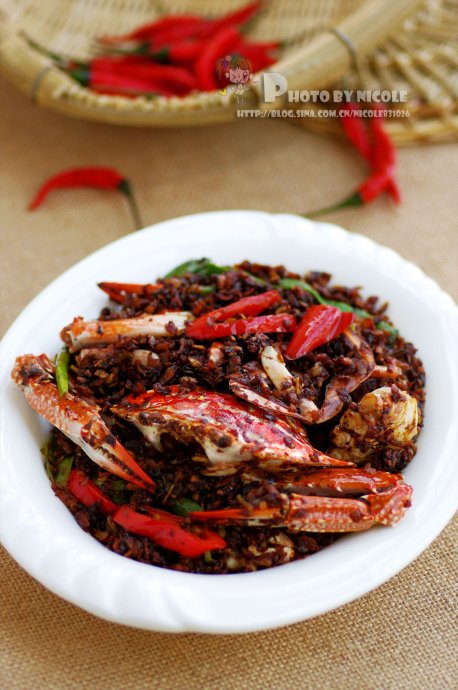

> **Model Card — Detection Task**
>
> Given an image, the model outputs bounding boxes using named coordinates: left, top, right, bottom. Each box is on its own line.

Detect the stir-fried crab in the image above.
left=11, top=294, right=419, bottom=544
left=12, top=358, right=414, bottom=535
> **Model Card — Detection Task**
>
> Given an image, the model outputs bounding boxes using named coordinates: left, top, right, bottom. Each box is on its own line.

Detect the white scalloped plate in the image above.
left=1, top=211, right=457, bottom=633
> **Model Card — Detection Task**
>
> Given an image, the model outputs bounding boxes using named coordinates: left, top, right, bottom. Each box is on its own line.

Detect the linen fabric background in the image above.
left=1, top=77, right=457, bottom=690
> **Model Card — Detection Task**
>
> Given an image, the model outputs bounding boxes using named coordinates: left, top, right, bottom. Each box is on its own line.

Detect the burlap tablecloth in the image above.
left=1, top=77, right=457, bottom=690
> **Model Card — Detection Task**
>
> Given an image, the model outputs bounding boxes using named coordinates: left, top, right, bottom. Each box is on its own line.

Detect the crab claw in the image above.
left=363, top=483, right=413, bottom=525
left=60, top=311, right=192, bottom=351
left=112, top=386, right=352, bottom=475
left=11, top=354, right=155, bottom=491
left=191, top=483, right=412, bottom=532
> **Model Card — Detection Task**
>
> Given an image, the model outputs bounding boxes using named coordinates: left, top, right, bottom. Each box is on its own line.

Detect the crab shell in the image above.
left=112, top=386, right=353, bottom=475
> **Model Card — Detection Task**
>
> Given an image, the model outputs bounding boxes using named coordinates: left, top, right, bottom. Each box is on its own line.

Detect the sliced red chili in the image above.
left=206, top=290, right=281, bottom=322
left=285, top=305, right=355, bottom=360
left=187, top=290, right=287, bottom=339
left=67, top=469, right=118, bottom=515
left=187, top=313, right=296, bottom=339
left=113, top=505, right=226, bottom=557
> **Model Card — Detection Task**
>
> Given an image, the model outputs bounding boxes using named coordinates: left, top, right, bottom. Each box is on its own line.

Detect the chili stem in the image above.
left=304, top=192, right=362, bottom=218
left=118, top=180, right=143, bottom=230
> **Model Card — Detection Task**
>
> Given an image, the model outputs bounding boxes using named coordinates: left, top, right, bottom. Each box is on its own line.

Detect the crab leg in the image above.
left=11, top=354, right=155, bottom=490
left=98, top=281, right=159, bottom=304
left=191, top=484, right=413, bottom=532
left=229, top=379, right=306, bottom=420
left=243, top=467, right=404, bottom=497
left=61, top=311, right=192, bottom=351
left=112, top=386, right=353, bottom=475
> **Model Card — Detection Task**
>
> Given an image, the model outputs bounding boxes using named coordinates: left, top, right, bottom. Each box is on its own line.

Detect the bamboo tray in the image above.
left=2, top=0, right=451, bottom=144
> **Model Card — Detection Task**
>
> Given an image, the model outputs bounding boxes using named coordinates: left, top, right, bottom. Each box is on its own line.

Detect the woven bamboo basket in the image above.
left=1, top=0, right=450, bottom=144
left=293, top=0, right=458, bottom=144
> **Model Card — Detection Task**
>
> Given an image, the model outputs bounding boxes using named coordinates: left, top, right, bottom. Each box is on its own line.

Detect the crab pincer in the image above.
left=190, top=483, right=413, bottom=533
left=11, top=354, right=155, bottom=490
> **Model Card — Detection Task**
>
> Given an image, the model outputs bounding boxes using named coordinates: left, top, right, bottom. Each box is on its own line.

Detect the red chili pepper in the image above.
left=285, top=305, right=355, bottom=360
left=112, top=504, right=226, bottom=557
left=369, top=109, right=401, bottom=203
left=206, top=1, right=263, bottom=37
left=230, top=37, right=280, bottom=71
left=71, top=58, right=197, bottom=96
left=187, top=313, right=296, bottom=339
left=99, top=2, right=262, bottom=49
left=235, top=43, right=278, bottom=71
left=67, top=469, right=118, bottom=515
left=195, top=25, right=243, bottom=91
left=99, top=16, right=204, bottom=46
left=28, top=166, right=143, bottom=229
left=150, top=39, right=204, bottom=66
left=307, top=104, right=400, bottom=217
left=339, top=104, right=401, bottom=204
left=339, top=102, right=372, bottom=158
left=149, top=23, right=208, bottom=48
left=96, top=57, right=198, bottom=91
left=205, top=290, right=281, bottom=321
left=186, top=290, right=284, bottom=339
